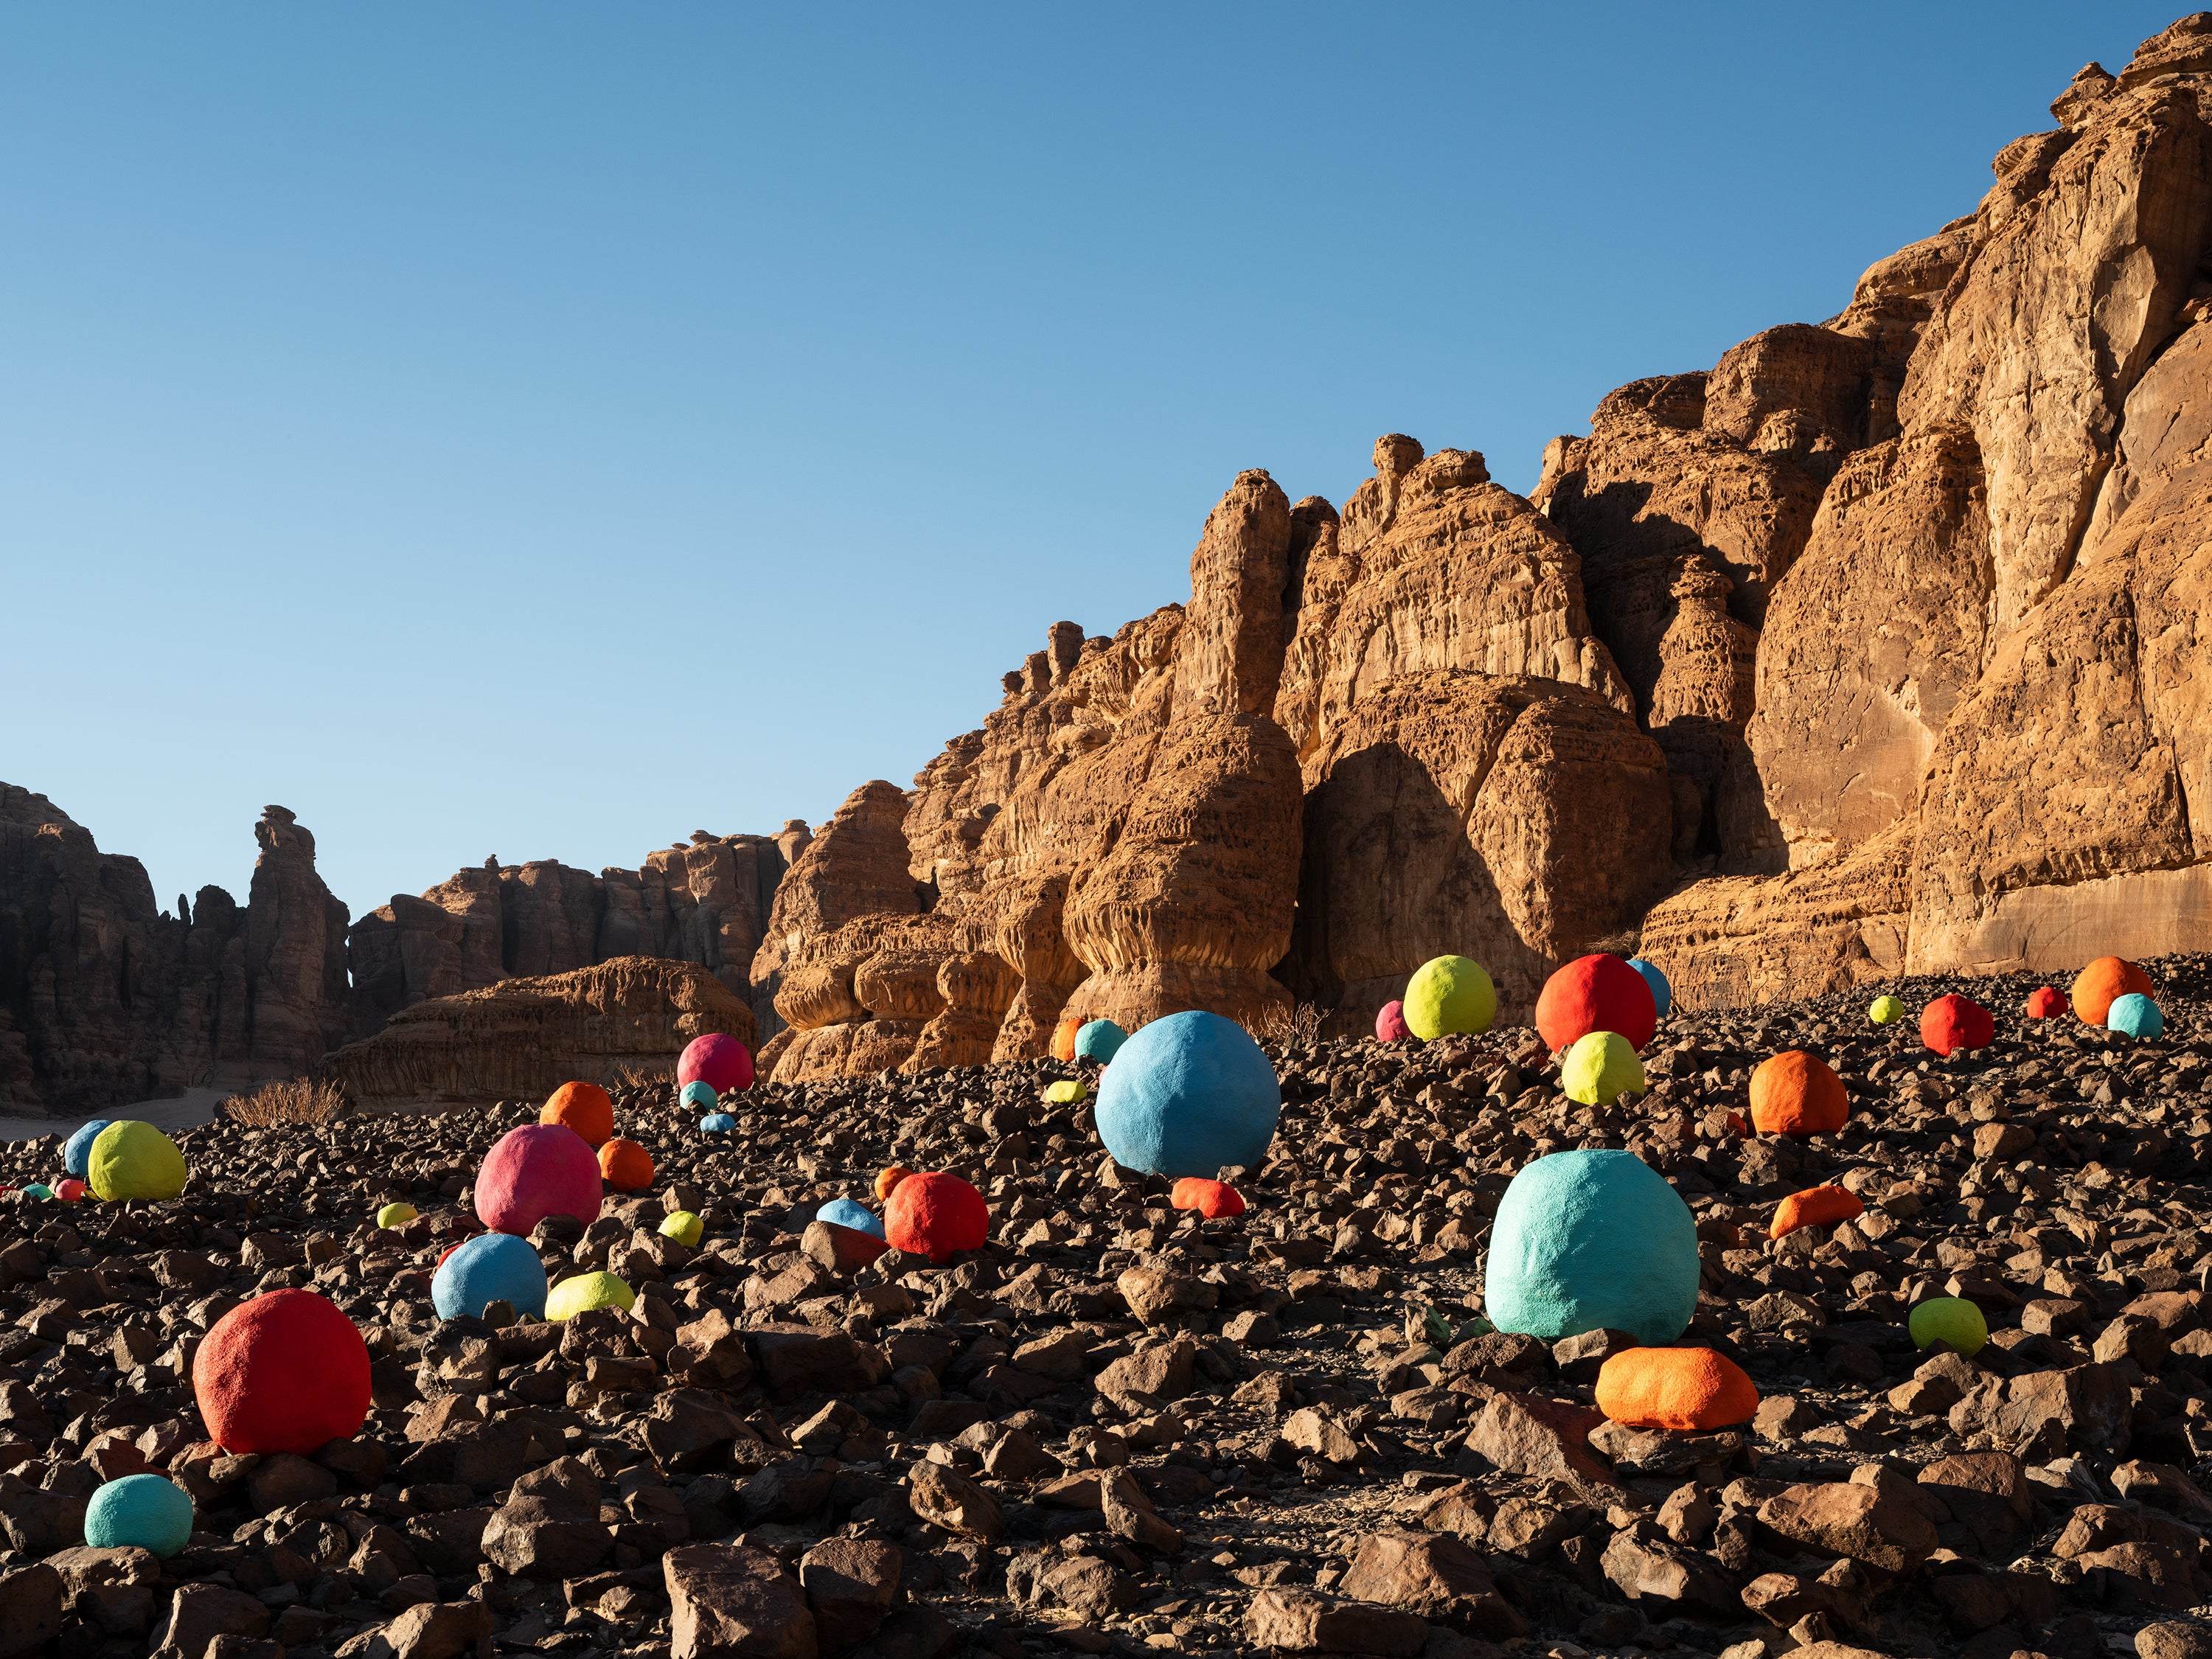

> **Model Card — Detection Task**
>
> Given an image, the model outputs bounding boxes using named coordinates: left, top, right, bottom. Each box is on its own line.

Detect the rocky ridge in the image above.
left=3, top=957, right=2211, bottom=1658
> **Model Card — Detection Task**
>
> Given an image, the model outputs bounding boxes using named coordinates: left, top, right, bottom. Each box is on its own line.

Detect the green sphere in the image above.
left=1561, top=1032, right=1646, bottom=1105
left=1402, top=956, right=1497, bottom=1041
left=88, top=1121, right=187, bottom=1202
left=658, top=1210, right=703, bottom=1248
left=1909, top=1296, right=1987, bottom=1357
left=1868, top=995, right=1905, bottom=1026
left=545, top=1270, right=635, bottom=1321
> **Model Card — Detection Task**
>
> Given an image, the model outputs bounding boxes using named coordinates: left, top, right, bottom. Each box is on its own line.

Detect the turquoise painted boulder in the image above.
left=2107, top=992, right=2163, bottom=1040
left=1486, top=1149, right=1698, bottom=1346
left=817, top=1197, right=886, bottom=1239
left=432, top=1232, right=549, bottom=1321
left=1626, top=958, right=1672, bottom=1018
left=1074, top=1018, right=1128, bottom=1063
left=679, top=1080, right=719, bottom=1112
left=86, top=1472, right=195, bottom=1558
left=700, top=1112, right=736, bottom=1133
left=64, top=1119, right=112, bottom=1179
left=1093, top=1010, right=1279, bottom=1178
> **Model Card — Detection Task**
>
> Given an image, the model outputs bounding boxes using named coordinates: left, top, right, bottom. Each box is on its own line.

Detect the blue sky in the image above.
left=1, top=3, right=2183, bottom=922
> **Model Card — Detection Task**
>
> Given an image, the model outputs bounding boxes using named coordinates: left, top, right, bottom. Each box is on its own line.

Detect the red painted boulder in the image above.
left=2025, top=987, right=2066, bottom=1019
left=1374, top=1001, right=1411, bottom=1043
left=678, top=1033, right=754, bottom=1096
left=476, top=1124, right=602, bottom=1237
left=194, top=1289, right=370, bottom=1455
left=1171, top=1178, right=1246, bottom=1219
left=1535, top=954, right=1658, bottom=1054
left=883, top=1172, right=990, bottom=1264
left=1921, top=994, right=1995, bottom=1057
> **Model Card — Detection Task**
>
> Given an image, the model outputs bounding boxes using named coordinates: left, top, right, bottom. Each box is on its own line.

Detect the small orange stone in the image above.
left=540, top=1081, right=614, bottom=1149
left=1051, top=1018, right=1082, bottom=1062
left=1747, top=1051, right=1848, bottom=1137
left=1770, top=1184, right=1864, bottom=1239
left=1595, top=1346, right=1759, bottom=1431
left=597, top=1138, right=655, bottom=1192
left=2071, top=956, right=2152, bottom=1026
left=1170, top=1178, right=1246, bottom=1219
left=874, top=1166, right=914, bottom=1202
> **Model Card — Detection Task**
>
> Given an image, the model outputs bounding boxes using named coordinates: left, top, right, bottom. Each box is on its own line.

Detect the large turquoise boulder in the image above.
left=1093, top=1010, right=1279, bottom=1178
left=432, top=1233, right=548, bottom=1321
left=1486, top=1150, right=1698, bottom=1346
left=2107, top=992, right=2164, bottom=1040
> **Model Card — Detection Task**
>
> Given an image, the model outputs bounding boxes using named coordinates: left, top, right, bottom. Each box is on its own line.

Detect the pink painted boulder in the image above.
left=1375, top=1000, right=1411, bottom=1043
left=678, top=1033, right=754, bottom=1096
left=476, top=1124, right=602, bottom=1238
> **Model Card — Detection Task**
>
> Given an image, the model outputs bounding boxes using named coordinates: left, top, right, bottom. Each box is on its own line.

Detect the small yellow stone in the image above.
left=659, top=1210, right=703, bottom=1247
left=376, top=1202, right=417, bottom=1229
left=1044, top=1079, right=1086, bottom=1105
left=545, top=1270, right=635, bottom=1321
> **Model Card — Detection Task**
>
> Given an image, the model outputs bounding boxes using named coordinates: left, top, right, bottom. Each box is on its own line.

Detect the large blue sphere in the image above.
left=2107, top=992, right=2163, bottom=1039
left=433, top=1232, right=548, bottom=1321
left=86, top=1473, right=195, bottom=1559
left=1093, top=1010, right=1280, bottom=1178
left=817, top=1197, right=886, bottom=1239
left=1074, top=1019, right=1129, bottom=1063
left=1626, top=958, right=1672, bottom=1019
left=679, top=1080, right=719, bottom=1111
left=1486, top=1150, right=1697, bottom=1346
left=64, top=1119, right=113, bottom=1180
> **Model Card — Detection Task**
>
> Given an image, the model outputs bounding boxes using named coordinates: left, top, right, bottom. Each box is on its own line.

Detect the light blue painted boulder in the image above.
left=700, top=1112, right=737, bottom=1133
left=64, top=1119, right=113, bottom=1179
left=679, top=1080, right=719, bottom=1112
left=1074, top=1019, right=1129, bottom=1063
left=1486, top=1149, right=1698, bottom=1347
left=432, top=1232, right=549, bottom=1321
left=2107, top=992, right=2164, bottom=1040
left=1093, top=1010, right=1279, bottom=1178
left=1626, top=958, right=1672, bottom=1019
left=86, top=1472, right=195, bottom=1558
left=817, top=1197, right=886, bottom=1239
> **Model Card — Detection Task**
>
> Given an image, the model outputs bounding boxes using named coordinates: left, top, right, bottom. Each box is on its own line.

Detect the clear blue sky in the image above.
left=2, top=4, right=2181, bottom=923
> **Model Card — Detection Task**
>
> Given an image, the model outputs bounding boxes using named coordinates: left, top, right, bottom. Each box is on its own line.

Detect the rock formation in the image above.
left=320, top=957, right=757, bottom=1111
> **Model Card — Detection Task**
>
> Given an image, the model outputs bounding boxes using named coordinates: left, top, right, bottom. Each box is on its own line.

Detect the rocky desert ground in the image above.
left=4, top=959, right=2212, bottom=1659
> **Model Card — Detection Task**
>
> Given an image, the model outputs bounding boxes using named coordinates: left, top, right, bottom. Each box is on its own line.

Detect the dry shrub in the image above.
left=1249, top=1002, right=1324, bottom=1046
left=223, top=1077, right=349, bottom=1126
left=1585, top=928, right=1644, bottom=959
left=613, top=1066, right=674, bottom=1093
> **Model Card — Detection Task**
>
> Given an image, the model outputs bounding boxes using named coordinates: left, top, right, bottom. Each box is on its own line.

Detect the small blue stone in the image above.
left=817, top=1197, right=886, bottom=1239
left=700, top=1112, right=737, bottom=1133
left=1626, top=958, right=1672, bottom=1019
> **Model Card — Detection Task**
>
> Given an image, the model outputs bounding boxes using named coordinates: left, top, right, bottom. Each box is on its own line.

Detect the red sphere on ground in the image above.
left=540, top=1081, right=614, bottom=1148
left=1921, top=994, right=1995, bottom=1057
left=1170, top=1178, right=1247, bottom=1218
left=1535, top=954, right=1658, bottom=1054
left=678, top=1034, right=754, bottom=1096
left=2025, top=987, right=2066, bottom=1019
left=883, top=1172, right=990, bottom=1264
left=598, top=1138, right=655, bottom=1192
left=1374, top=1001, right=1411, bottom=1043
left=476, top=1124, right=602, bottom=1237
left=194, top=1289, right=370, bottom=1455
left=55, top=1178, right=86, bottom=1203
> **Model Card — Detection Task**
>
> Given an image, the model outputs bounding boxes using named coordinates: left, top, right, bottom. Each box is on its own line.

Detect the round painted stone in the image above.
left=598, top=1138, right=655, bottom=1192
left=84, top=1472, right=195, bottom=1559
left=659, top=1210, right=703, bottom=1247
left=475, top=1124, right=602, bottom=1238
left=1044, top=1079, right=1087, bottom=1105
left=1749, top=1051, right=1849, bottom=1136
left=2025, top=987, right=2067, bottom=1019
left=883, top=1172, right=990, bottom=1264
left=1402, top=957, right=1497, bottom=1041
left=1374, top=1001, right=1411, bottom=1043
left=546, top=1271, right=635, bottom=1321
left=2107, top=992, right=2164, bottom=1040
left=1626, top=958, right=1672, bottom=1019
left=1561, top=1032, right=1645, bottom=1106
left=679, top=1080, right=719, bottom=1113
left=817, top=1197, right=886, bottom=1239
left=678, top=1033, right=754, bottom=1096
left=1921, top=994, right=1995, bottom=1057
left=875, top=1166, right=913, bottom=1200
left=55, top=1178, right=87, bottom=1203
left=1868, top=995, right=1905, bottom=1026
left=1169, top=1178, right=1246, bottom=1219
left=194, top=1288, right=370, bottom=1454
left=1051, top=1018, right=1082, bottom=1062
left=376, top=1203, right=417, bottom=1229
left=1074, top=1019, right=1128, bottom=1063
left=1093, top=1009, right=1281, bottom=1178
left=63, top=1119, right=112, bottom=1179
left=1595, top=1348, right=1758, bottom=1431
left=540, top=1081, right=614, bottom=1149
left=1537, top=955, right=1658, bottom=1054
left=700, top=1112, right=737, bottom=1133
left=2072, top=956, right=2153, bottom=1026
left=1909, top=1296, right=1988, bottom=1357
left=432, top=1232, right=548, bottom=1322
left=1486, top=1150, right=1699, bottom=1347
left=88, top=1121, right=187, bottom=1203
left=21, top=1184, right=52, bottom=1200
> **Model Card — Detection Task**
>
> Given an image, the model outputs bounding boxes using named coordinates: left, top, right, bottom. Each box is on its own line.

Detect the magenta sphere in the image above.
left=476, top=1124, right=602, bottom=1238
left=1375, top=1000, right=1411, bottom=1042
left=678, top=1033, right=754, bottom=1095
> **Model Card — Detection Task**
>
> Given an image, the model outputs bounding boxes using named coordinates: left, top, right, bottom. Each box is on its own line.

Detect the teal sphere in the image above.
left=1626, top=958, right=1672, bottom=1018
left=2107, top=993, right=2163, bottom=1040
left=1486, top=1149, right=1698, bottom=1346
left=1074, top=1019, right=1129, bottom=1063
left=817, top=1197, right=886, bottom=1239
left=85, top=1473, right=194, bottom=1559
left=679, top=1080, right=719, bottom=1111
left=1093, top=1010, right=1280, bottom=1178
left=700, top=1112, right=736, bottom=1133
left=433, top=1232, right=548, bottom=1321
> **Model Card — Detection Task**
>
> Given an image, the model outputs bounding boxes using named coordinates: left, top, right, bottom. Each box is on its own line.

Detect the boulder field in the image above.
left=0, top=956, right=2209, bottom=1657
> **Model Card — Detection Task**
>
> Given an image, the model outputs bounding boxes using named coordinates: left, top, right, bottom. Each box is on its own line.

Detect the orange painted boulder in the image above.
left=1748, top=1051, right=1848, bottom=1136
left=1051, top=1018, right=1082, bottom=1062
left=540, top=1081, right=614, bottom=1149
left=2071, top=957, right=2153, bottom=1026
left=1170, top=1178, right=1246, bottom=1219
left=874, top=1166, right=914, bottom=1202
left=1770, top=1184, right=1864, bottom=1239
left=598, top=1138, right=655, bottom=1192
left=1595, top=1346, right=1759, bottom=1430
